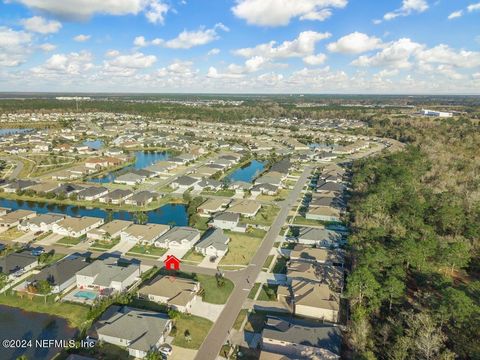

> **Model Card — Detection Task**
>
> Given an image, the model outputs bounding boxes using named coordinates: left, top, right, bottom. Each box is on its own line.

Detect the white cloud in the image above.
left=39, top=43, right=56, bottom=51
left=207, top=48, right=220, bottom=56
left=105, top=52, right=157, bottom=70
left=74, top=34, right=91, bottom=42
left=207, top=67, right=244, bottom=79
left=31, top=51, right=94, bottom=76
left=231, top=0, right=347, bottom=26
left=234, top=31, right=331, bottom=59
left=135, top=24, right=228, bottom=49
left=145, top=0, right=169, bottom=24
left=467, top=2, right=480, bottom=12
left=382, top=0, right=428, bottom=21
left=327, top=32, right=383, bottom=54
left=21, top=16, right=61, bottom=34
left=303, top=53, right=327, bottom=65
left=12, top=0, right=169, bottom=24
left=0, top=27, right=32, bottom=66
left=164, top=23, right=228, bottom=49
left=448, top=10, right=463, bottom=20
left=134, top=36, right=148, bottom=47
left=416, top=44, right=480, bottom=68
left=105, top=50, right=120, bottom=57
left=228, top=56, right=270, bottom=74
left=352, top=38, right=424, bottom=69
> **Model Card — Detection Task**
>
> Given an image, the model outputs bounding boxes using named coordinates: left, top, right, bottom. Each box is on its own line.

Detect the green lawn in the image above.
left=292, top=216, right=331, bottom=227
left=262, top=255, right=275, bottom=270
left=127, top=245, right=167, bottom=257
left=197, top=274, right=234, bottom=304
left=182, top=248, right=205, bottom=263
left=89, top=238, right=119, bottom=250
left=248, top=283, right=261, bottom=299
left=0, top=291, right=89, bottom=329
left=150, top=269, right=234, bottom=305
left=220, top=232, right=263, bottom=266
left=172, top=313, right=213, bottom=349
left=66, top=342, right=130, bottom=360
left=56, top=236, right=83, bottom=246
left=233, top=309, right=249, bottom=330
left=257, top=284, right=278, bottom=301
left=243, top=205, right=280, bottom=226
left=0, top=227, right=26, bottom=241
left=272, top=257, right=288, bottom=274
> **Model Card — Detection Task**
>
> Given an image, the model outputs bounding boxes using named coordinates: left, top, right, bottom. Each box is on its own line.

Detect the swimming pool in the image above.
left=74, top=290, right=98, bottom=300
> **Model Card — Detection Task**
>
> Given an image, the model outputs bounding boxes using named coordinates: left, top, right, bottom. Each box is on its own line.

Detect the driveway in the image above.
left=255, top=271, right=287, bottom=285
left=169, top=346, right=197, bottom=360
left=189, top=297, right=224, bottom=322
left=13, top=231, right=36, bottom=244
left=110, top=239, right=136, bottom=254
left=36, top=233, right=63, bottom=246
left=199, top=253, right=223, bottom=268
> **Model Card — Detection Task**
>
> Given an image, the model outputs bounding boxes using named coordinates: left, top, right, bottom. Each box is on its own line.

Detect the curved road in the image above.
left=194, top=166, right=312, bottom=360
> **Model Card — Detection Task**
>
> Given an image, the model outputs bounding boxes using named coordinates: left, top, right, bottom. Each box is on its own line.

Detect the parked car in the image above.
left=158, top=343, right=172, bottom=356
left=31, top=247, right=45, bottom=256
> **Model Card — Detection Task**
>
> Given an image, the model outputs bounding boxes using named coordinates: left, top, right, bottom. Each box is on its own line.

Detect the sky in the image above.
left=0, top=0, right=479, bottom=94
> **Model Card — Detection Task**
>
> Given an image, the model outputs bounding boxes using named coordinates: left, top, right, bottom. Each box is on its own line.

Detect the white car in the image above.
left=158, top=344, right=173, bottom=356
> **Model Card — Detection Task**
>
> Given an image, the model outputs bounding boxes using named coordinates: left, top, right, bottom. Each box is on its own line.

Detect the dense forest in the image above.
left=346, top=117, right=480, bottom=359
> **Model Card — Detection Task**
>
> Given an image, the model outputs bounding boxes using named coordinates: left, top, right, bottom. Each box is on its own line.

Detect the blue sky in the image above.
left=0, top=0, right=479, bottom=93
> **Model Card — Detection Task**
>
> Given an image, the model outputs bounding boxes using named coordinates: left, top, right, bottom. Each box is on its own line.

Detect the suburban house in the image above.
left=28, top=255, right=89, bottom=294
left=76, top=259, right=140, bottom=294
left=229, top=181, right=252, bottom=194
left=251, top=183, right=279, bottom=196
left=0, top=252, right=38, bottom=280
left=210, top=212, right=246, bottom=232
left=96, top=306, right=172, bottom=359
left=227, top=199, right=261, bottom=218
left=305, top=206, right=343, bottom=222
left=278, top=279, right=340, bottom=322
left=194, top=178, right=222, bottom=192
left=287, top=261, right=344, bottom=292
left=18, top=213, right=65, bottom=232
left=1, top=179, right=37, bottom=193
left=114, top=172, right=145, bottom=185
left=124, top=191, right=157, bottom=206
left=289, top=245, right=344, bottom=267
left=120, top=223, right=170, bottom=245
left=316, top=181, right=345, bottom=195
left=198, top=198, right=231, bottom=217
left=170, top=175, right=200, bottom=191
left=153, top=226, right=200, bottom=249
left=195, top=228, right=230, bottom=257
left=77, top=186, right=109, bottom=201
left=261, top=316, right=342, bottom=360
left=52, top=216, right=104, bottom=238
left=138, top=275, right=200, bottom=313
left=87, top=220, right=133, bottom=241
left=0, top=209, right=37, bottom=228
left=293, top=226, right=344, bottom=248
left=99, top=189, right=133, bottom=204
left=51, top=183, right=84, bottom=197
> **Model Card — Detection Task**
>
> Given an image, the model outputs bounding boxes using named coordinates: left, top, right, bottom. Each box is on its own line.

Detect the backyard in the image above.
left=243, top=205, right=279, bottom=226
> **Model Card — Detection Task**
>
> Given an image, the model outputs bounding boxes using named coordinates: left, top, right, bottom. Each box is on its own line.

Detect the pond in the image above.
left=0, top=199, right=188, bottom=226
left=90, top=151, right=171, bottom=183
left=0, top=305, right=77, bottom=360
left=82, top=139, right=104, bottom=150
left=0, top=128, right=32, bottom=137
left=226, top=160, right=266, bottom=183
